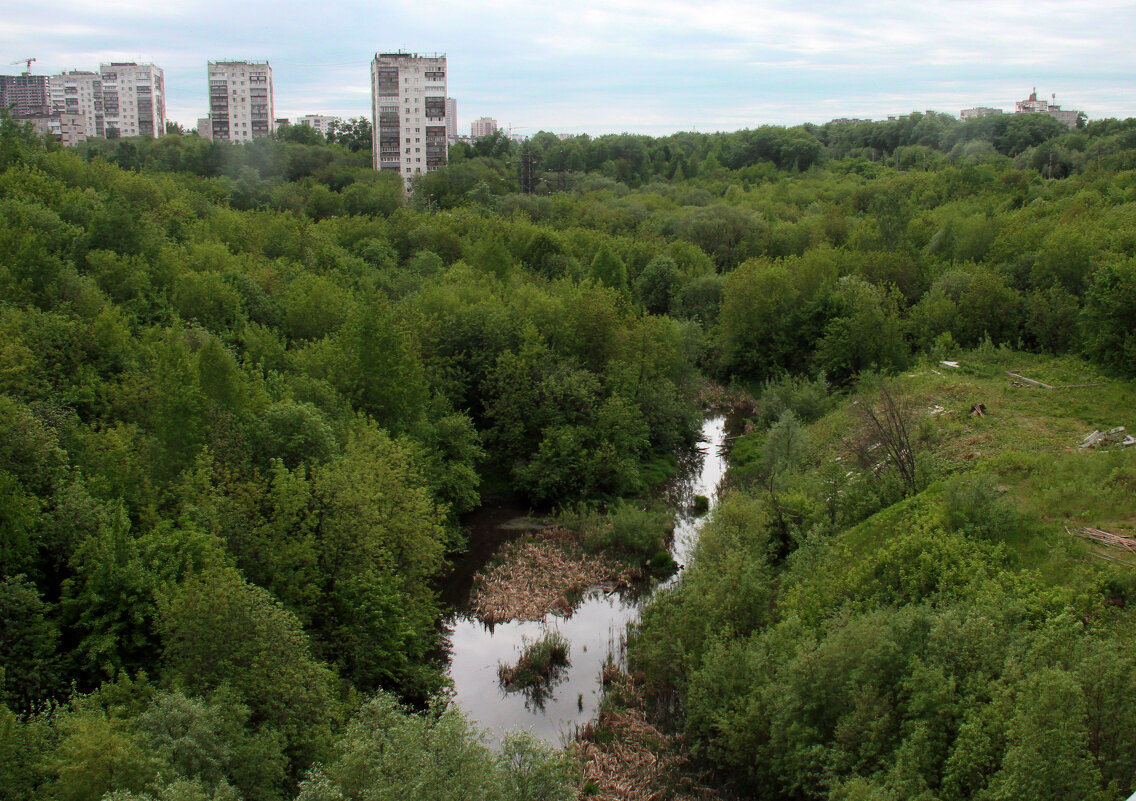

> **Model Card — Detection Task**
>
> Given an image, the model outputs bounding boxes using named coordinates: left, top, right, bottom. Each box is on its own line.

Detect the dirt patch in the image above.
left=470, top=528, right=618, bottom=624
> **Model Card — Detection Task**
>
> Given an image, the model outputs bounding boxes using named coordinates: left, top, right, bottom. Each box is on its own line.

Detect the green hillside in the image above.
left=631, top=350, right=1136, bottom=800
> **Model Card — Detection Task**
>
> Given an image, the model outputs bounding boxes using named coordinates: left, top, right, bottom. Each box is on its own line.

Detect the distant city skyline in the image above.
left=3, top=0, right=1134, bottom=136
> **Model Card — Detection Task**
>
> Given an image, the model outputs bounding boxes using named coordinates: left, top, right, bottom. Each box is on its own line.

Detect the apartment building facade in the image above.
left=208, top=61, right=273, bottom=142
left=960, top=107, right=1002, bottom=120
left=30, top=113, right=87, bottom=147
left=100, top=62, right=165, bottom=138
left=0, top=74, right=51, bottom=118
left=49, top=71, right=104, bottom=137
left=445, top=98, right=457, bottom=145
left=296, top=114, right=338, bottom=136
left=370, top=52, right=448, bottom=191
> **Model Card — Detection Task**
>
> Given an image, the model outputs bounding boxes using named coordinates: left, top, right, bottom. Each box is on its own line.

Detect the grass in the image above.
left=795, top=349, right=1136, bottom=587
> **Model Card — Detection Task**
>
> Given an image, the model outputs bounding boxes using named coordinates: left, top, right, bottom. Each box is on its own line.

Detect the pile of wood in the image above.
left=470, top=529, right=614, bottom=624
left=1070, top=526, right=1136, bottom=553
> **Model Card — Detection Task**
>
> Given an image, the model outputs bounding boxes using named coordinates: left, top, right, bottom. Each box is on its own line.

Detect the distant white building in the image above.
left=100, top=62, right=165, bottom=138
left=471, top=116, right=498, bottom=139
left=296, top=114, right=339, bottom=136
left=960, top=107, right=1003, bottom=120
left=1014, top=88, right=1081, bottom=128
left=49, top=70, right=105, bottom=138
left=370, top=51, right=448, bottom=191
left=207, top=60, right=274, bottom=142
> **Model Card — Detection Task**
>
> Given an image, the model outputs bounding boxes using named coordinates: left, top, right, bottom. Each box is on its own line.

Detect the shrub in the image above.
left=757, top=372, right=832, bottom=427
left=942, top=472, right=1019, bottom=540
left=498, top=631, right=570, bottom=690
left=581, top=501, right=672, bottom=562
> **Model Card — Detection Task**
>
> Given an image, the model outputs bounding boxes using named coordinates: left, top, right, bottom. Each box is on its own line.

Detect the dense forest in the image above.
left=2, top=106, right=1136, bottom=801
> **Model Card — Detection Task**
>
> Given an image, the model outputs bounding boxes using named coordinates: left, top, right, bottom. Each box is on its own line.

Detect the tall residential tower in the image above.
left=0, top=73, right=51, bottom=118
left=49, top=71, right=104, bottom=137
left=99, top=62, right=164, bottom=138
left=207, top=61, right=274, bottom=142
left=445, top=97, right=457, bottom=145
left=370, top=52, right=447, bottom=191
left=471, top=116, right=498, bottom=139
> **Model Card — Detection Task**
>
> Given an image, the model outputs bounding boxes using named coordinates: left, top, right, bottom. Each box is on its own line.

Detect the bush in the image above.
left=498, top=631, right=570, bottom=690
left=757, top=372, right=832, bottom=427
left=581, top=501, right=672, bottom=562
left=648, top=549, right=678, bottom=575
left=942, top=472, right=1019, bottom=540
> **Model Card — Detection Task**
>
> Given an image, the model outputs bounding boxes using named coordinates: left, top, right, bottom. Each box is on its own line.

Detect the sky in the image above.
left=4, top=0, right=1135, bottom=136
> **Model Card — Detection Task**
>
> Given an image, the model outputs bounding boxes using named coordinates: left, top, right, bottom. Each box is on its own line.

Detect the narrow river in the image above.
left=442, top=412, right=731, bottom=745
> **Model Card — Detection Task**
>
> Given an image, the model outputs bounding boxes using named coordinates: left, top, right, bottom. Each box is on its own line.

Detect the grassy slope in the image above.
left=626, top=350, right=1136, bottom=796
left=800, top=348, right=1135, bottom=564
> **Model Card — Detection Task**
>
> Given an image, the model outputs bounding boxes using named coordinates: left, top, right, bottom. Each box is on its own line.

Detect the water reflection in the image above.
left=444, top=413, right=730, bottom=746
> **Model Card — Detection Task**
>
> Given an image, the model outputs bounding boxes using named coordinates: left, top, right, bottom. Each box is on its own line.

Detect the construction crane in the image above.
left=9, top=57, right=36, bottom=75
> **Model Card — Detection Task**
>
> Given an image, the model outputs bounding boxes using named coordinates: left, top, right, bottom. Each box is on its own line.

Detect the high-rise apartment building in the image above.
left=370, top=52, right=448, bottom=191
left=49, top=71, right=104, bottom=137
left=1, top=74, right=51, bottom=118
left=471, top=116, right=498, bottom=139
left=445, top=98, right=457, bottom=145
left=100, top=62, right=164, bottom=138
left=207, top=61, right=273, bottom=142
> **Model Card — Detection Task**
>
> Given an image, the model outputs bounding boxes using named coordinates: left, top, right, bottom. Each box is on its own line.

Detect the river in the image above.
left=442, top=412, right=731, bottom=745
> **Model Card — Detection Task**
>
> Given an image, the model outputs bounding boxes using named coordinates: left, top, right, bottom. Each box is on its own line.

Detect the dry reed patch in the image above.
left=577, top=672, right=716, bottom=801
left=699, top=383, right=756, bottom=413
left=470, top=528, right=615, bottom=624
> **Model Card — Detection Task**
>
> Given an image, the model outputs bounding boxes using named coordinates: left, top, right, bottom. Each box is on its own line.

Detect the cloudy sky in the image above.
left=5, top=0, right=1134, bottom=135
